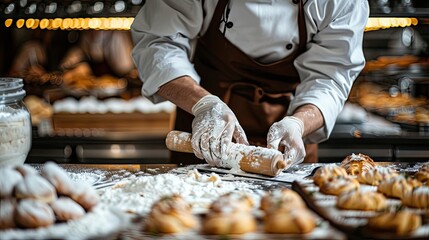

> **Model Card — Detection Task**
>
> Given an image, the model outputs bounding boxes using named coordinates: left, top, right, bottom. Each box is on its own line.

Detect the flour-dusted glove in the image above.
left=191, top=95, right=248, bottom=166
left=267, top=116, right=305, bottom=166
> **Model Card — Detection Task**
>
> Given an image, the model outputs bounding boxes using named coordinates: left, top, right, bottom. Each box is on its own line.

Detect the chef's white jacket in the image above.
left=131, top=0, right=369, bottom=143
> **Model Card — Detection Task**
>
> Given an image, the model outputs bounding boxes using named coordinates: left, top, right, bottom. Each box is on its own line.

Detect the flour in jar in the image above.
left=98, top=169, right=261, bottom=215
left=0, top=109, right=31, bottom=166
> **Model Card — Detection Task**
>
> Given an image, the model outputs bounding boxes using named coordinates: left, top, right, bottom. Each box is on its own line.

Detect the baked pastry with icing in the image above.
left=340, top=153, right=376, bottom=175
left=415, top=162, right=429, bottom=183
left=41, top=162, right=76, bottom=196
left=14, top=174, right=57, bottom=203
left=15, top=164, right=38, bottom=176
left=337, top=189, right=387, bottom=211
left=0, top=167, right=23, bottom=198
left=357, top=166, right=398, bottom=186
left=15, top=199, right=55, bottom=228
left=145, top=194, right=198, bottom=234
left=0, top=199, right=17, bottom=229
left=70, top=184, right=99, bottom=211
left=313, top=164, right=348, bottom=186
left=401, top=186, right=429, bottom=209
left=260, top=188, right=305, bottom=213
left=264, top=208, right=316, bottom=234
left=202, top=192, right=256, bottom=235
left=50, top=197, right=86, bottom=221
left=319, top=176, right=360, bottom=196
left=367, top=210, right=421, bottom=235
left=377, top=175, right=422, bottom=199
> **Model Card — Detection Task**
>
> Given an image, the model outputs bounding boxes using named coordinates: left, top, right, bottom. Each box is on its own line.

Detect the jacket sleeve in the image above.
left=289, top=0, right=369, bottom=143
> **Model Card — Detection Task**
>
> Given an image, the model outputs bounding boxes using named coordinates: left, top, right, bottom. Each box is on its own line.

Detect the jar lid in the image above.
left=0, top=78, right=26, bottom=104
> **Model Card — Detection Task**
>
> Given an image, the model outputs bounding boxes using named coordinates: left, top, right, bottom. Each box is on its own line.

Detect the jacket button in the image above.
left=292, top=0, right=299, bottom=4
left=286, top=43, right=293, bottom=50
left=226, top=21, right=234, bottom=28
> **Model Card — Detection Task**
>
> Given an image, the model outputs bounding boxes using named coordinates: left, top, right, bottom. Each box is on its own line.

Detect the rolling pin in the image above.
left=165, top=130, right=287, bottom=177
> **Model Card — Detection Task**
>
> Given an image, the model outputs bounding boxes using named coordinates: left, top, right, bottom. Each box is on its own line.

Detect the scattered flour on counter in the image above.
left=98, top=169, right=261, bottom=215
left=0, top=204, right=128, bottom=240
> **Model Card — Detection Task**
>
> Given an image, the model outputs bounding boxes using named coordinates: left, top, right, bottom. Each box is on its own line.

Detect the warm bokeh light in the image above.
left=2, top=17, right=418, bottom=31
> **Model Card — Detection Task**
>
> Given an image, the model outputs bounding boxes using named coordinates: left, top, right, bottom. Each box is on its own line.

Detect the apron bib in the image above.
left=172, top=0, right=317, bottom=164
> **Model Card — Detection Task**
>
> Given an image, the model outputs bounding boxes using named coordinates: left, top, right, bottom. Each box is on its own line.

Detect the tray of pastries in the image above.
left=292, top=154, right=429, bottom=240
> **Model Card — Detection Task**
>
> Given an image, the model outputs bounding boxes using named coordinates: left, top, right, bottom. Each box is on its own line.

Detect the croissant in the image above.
left=340, top=153, right=376, bottom=176
left=260, top=188, right=305, bottom=213
left=313, top=164, right=348, bottom=186
left=367, top=211, right=421, bottom=235
left=401, top=186, right=429, bottom=209
left=377, top=176, right=422, bottom=199
left=357, top=166, right=398, bottom=186
left=319, top=176, right=360, bottom=196
left=263, top=208, right=316, bottom=234
left=415, top=162, right=429, bottom=183
left=337, top=189, right=387, bottom=211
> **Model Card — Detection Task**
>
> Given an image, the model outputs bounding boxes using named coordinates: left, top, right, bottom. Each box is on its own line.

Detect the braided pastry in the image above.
left=367, top=211, right=421, bottom=235
left=357, top=166, right=398, bottom=186
left=401, top=186, right=429, bottom=209
left=263, top=208, right=316, bottom=234
left=319, top=176, right=360, bottom=196
left=313, top=164, right=348, bottom=186
left=377, top=176, right=422, bottom=199
left=202, top=192, right=256, bottom=235
left=260, top=188, right=305, bottom=213
left=415, top=162, right=429, bottom=183
left=337, top=189, right=387, bottom=211
left=340, top=153, right=376, bottom=176
left=144, top=194, right=198, bottom=234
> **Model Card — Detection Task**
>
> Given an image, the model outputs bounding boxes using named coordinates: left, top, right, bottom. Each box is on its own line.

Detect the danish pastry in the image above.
left=367, top=210, right=421, bottom=235
left=263, top=208, right=316, bottom=234
left=41, top=162, right=76, bottom=196
left=50, top=197, right=86, bottom=221
left=401, top=186, right=429, bottom=209
left=313, top=164, right=348, bottom=186
left=0, top=167, right=23, bottom=198
left=145, top=194, right=198, bottom=234
left=377, top=176, right=422, bottom=199
left=340, top=153, right=376, bottom=175
left=14, top=174, right=57, bottom=203
left=0, top=199, right=17, bottom=229
left=260, top=188, right=305, bottom=213
left=415, top=162, right=429, bottom=183
left=357, top=166, right=398, bottom=186
left=15, top=199, right=55, bottom=228
left=319, top=176, right=360, bottom=195
left=337, top=189, right=387, bottom=211
left=202, top=192, right=256, bottom=235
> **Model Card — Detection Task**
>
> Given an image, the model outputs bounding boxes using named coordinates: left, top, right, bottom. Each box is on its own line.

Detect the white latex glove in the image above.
left=191, top=95, right=248, bottom=166
left=267, top=116, right=305, bottom=166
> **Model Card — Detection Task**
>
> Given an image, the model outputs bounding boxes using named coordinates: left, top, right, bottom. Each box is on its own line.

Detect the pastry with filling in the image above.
left=0, top=199, right=17, bottom=229
left=357, top=166, right=398, bottom=186
left=14, top=174, right=57, bottom=203
left=340, top=153, right=376, bottom=175
left=202, top=192, right=256, bottom=235
left=377, top=175, right=422, bottom=199
left=367, top=211, right=421, bottom=235
left=415, top=162, right=429, bottom=183
left=260, top=188, right=305, bottom=213
left=401, top=186, right=429, bottom=209
left=41, top=162, right=76, bottom=196
left=50, top=197, right=86, bottom=221
left=15, top=199, right=55, bottom=228
left=337, top=189, right=387, bottom=211
left=313, top=164, right=348, bottom=186
left=0, top=167, right=23, bottom=198
left=264, top=208, right=316, bottom=234
left=319, top=176, right=360, bottom=196
left=145, top=194, right=198, bottom=234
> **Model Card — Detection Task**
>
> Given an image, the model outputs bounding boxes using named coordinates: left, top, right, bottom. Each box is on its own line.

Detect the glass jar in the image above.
left=0, top=78, right=32, bottom=166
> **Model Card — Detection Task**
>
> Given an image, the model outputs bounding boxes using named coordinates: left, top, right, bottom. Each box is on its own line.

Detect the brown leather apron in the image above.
left=171, top=0, right=317, bottom=164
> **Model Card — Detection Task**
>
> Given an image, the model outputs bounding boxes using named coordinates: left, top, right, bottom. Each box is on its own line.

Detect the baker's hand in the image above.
left=191, top=95, right=248, bottom=166
left=267, top=116, right=305, bottom=166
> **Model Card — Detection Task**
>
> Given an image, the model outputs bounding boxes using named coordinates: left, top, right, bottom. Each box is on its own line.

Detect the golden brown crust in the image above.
left=15, top=199, right=55, bottom=228
left=377, top=176, right=422, bottom=199
left=401, top=186, right=429, bottom=209
left=0, top=199, right=17, bottom=229
left=357, top=166, right=398, bottom=186
left=340, top=153, right=376, bottom=176
left=260, top=188, right=305, bottom=213
left=70, top=185, right=99, bottom=211
left=50, top=197, right=86, bottom=221
left=263, top=208, right=316, bottom=234
left=319, top=176, right=360, bottom=196
left=415, top=162, right=429, bottom=183
left=337, top=190, right=387, bottom=211
left=144, top=194, right=198, bottom=234
left=367, top=211, right=421, bottom=235
left=41, top=162, right=76, bottom=196
left=313, top=164, right=348, bottom=186
left=14, top=175, right=57, bottom=203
